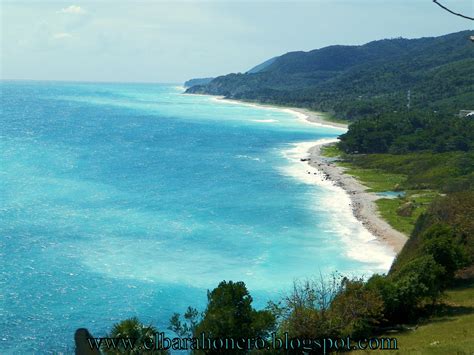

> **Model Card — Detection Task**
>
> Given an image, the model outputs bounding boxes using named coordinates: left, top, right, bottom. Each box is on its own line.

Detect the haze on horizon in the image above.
left=1, top=0, right=472, bottom=84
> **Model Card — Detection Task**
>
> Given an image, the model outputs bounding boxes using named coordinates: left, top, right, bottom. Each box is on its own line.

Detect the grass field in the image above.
left=376, top=191, right=438, bottom=235
left=320, top=144, right=343, bottom=158
left=320, top=144, right=441, bottom=236
left=355, top=279, right=474, bottom=354
left=338, top=164, right=406, bottom=192
left=320, top=144, right=406, bottom=193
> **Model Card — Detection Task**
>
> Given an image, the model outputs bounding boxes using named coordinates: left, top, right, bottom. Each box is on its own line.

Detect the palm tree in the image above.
left=105, top=317, right=168, bottom=355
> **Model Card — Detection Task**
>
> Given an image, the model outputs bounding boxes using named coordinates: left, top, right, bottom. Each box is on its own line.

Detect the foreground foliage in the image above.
left=356, top=278, right=474, bottom=354
left=104, top=317, right=168, bottom=355
left=170, top=281, right=275, bottom=354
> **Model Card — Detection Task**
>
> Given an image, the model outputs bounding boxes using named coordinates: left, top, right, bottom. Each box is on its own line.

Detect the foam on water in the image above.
left=1, top=82, right=394, bottom=353
left=252, top=119, right=278, bottom=123
left=279, top=140, right=395, bottom=270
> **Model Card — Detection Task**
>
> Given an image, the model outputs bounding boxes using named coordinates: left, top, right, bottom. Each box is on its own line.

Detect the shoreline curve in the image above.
left=213, top=96, right=408, bottom=255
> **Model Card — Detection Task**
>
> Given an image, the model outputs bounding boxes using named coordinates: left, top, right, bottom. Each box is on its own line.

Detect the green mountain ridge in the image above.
left=186, top=30, right=474, bottom=120
left=183, top=77, right=214, bottom=88
left=246, top=56, right=277, bottom=74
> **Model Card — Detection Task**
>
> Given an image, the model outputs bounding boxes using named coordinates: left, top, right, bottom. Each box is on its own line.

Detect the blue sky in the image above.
left=1, top=0, right=472, bottom=83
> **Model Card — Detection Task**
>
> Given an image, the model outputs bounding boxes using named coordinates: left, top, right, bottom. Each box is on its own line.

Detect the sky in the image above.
left=1, top=0, right=472, bottom=83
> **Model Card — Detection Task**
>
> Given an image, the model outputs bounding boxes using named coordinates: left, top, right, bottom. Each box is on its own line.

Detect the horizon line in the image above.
left=0, top=78, right=183, bottom=85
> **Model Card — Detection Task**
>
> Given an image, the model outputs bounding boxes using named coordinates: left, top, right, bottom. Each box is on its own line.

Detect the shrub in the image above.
left=329, top=279, right=384, bottom=337
left=389, top=255, right=446, bottom=321
left=275, top=275, right=344, bottom=339
left=421, top=223, right=468, bottom=284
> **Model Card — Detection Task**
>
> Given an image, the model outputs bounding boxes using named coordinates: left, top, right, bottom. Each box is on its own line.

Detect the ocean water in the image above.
left=0, top=82, right=394, bottom=353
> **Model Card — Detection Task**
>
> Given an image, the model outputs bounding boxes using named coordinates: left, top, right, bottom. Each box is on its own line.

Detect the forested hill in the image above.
left=183, top=77, right=214, bottom=88
left=186, top=30, right=474, bottom=120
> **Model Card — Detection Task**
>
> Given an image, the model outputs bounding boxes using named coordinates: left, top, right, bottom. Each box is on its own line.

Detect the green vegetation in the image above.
left=392, top=192, right=474, bottom=274
left=104, top=317, right=168, bottom=355
left=269, top=275, right=385, bottom=341
left=343, top=154, right=474, bottom=196
left=339, top=163, right=405, bottom=192
left=323, top=145, right=428, bottom=236
left=329, top=138, right=474, bottom=235
left=170, top=281, right=275, bottom=353
left=306, top=61, right=473, bottom=347
left=357, top=279, right=474, bottom=354
left=320, top=143, right=343, bottom=158
left=186, top=31, right=473, bottom=121
left=339, top=111, right=474, bottom=154
left=318, top=112, right=350, bottom=125
left=377, top=199, right=420, bottom=236
left=184, top=77, right=214, bottom=88
left=374, top=190, right=438, bottom=235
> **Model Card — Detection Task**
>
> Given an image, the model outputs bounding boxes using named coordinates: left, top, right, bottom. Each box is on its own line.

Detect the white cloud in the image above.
left=52, top=32, right=73, bottom=40
left=58, top=5, right=85, bottom=15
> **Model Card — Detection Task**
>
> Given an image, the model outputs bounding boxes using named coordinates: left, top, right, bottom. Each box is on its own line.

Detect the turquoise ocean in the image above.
left=1, top=82, right=394, bottom=353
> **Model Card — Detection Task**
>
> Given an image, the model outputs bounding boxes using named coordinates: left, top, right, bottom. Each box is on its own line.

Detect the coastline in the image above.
left=306, top=142, right=408, bottom=254
left=212, top=95, right=408, bottom=254
left=213, top=96, right=347, bottom=129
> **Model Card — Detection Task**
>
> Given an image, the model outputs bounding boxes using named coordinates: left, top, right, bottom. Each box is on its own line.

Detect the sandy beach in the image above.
left=306, top=141, right=408, bottom=254
left=215, top=96, right=408, bottom=254
left=293, top=109, right=408, bottom=254
left=213, top=97, right=347, bottom=129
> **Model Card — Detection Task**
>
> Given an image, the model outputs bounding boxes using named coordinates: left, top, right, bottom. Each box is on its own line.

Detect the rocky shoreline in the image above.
left=306, top=141, right=408, bottom=254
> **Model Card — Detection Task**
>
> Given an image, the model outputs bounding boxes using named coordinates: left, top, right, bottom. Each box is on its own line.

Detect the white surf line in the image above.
left=186, top=92, right=393, bottom=269
left=279, top=138, right=395, bottom=272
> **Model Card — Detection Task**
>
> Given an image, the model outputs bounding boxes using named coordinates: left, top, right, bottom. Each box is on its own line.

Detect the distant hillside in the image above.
left=184, top=77, right=214, bottom=88
left=186, top=31, right=474, bottom=120
left=246, top=56, right=277, bottom=74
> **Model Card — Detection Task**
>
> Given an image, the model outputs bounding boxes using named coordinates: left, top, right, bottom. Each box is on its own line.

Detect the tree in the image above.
left=195, top=281, right=274, bottom=338
left=421, top=223, right=468, bottom=284
left=329, top=279, right=384, bottom=338
left=389, top=255, right=446, bottom=321
left=170, top=281, right=275, bottom=354
left=276, top=274, right=344, bottom=339
left=169, top=307, right=200, bottom=338
left=105, top=317, right=168, bottom=355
